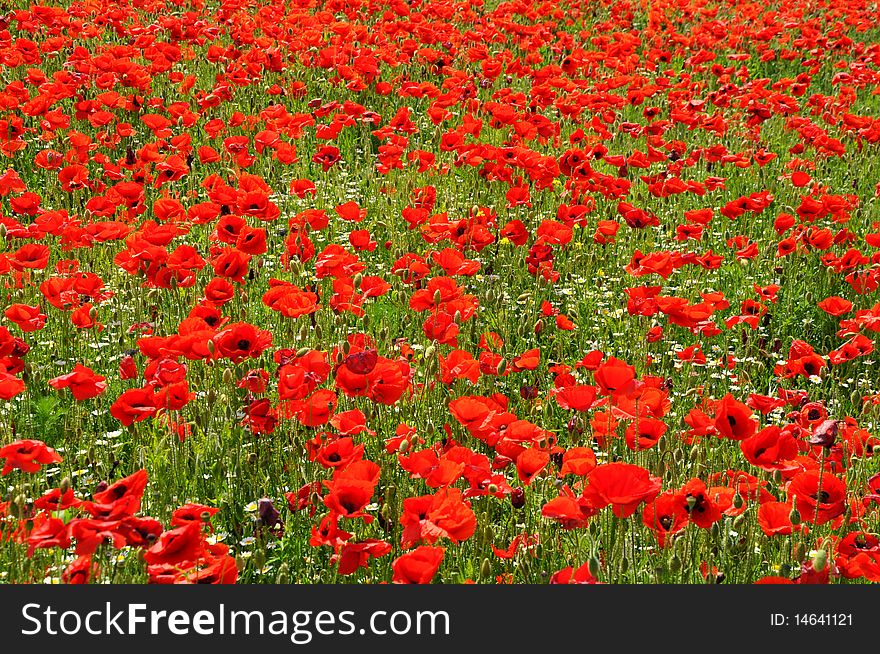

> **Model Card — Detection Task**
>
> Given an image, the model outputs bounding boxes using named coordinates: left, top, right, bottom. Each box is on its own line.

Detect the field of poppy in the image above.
left=1, top=0, right=880, bottom=585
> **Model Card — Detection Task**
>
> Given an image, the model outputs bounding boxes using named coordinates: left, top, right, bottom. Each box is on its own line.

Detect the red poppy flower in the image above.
left=0, top=439, right=62, bottom=475
left=581, top=463, right=662, bottom=517
left=392, top=546, right=444, bottom=584
left=48, top=364, right=107, bottom=400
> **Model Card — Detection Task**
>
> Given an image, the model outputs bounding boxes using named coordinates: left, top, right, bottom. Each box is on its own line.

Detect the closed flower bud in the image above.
left=510, top=487, right=526, bottom=509
left=588, top=557, right=601, bottom=578
left=789, top=507, right=802, bottom=526
left=812, top=549, right=828, bottom=573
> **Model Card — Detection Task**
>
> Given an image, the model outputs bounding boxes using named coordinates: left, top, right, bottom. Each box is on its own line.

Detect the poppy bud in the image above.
left=669, top=554, right=682, bottom=573
left=276, top=563, right=290, bottom=584
left=620, top=556, right=630, bottom=574
left=298, top=323, right=310, bottom=341
left=792, top=541, right=806, bottom=562
left=811, top=549, right=827, bottom=573
left=433, top=289, right=443, bottom=306
left=732, top=493, right=744, bottom=509
left=362, top=314, right=371, bottom=330
left=772, top=469, right=783, bottom=483
left=480, top=558, right=492, bottom=579
left=710, top=522, right=721, bottom=539
left=222, top=368, right=234, bottom=384
left=206, top=339, right=216, bottom=355
left=588, top=557, right=601, bottom=578
left=496, top=358, right=507, bottom=375
left=59, top=476, right=71, bottom=494
left=235, top=555, right=246, bottom=572
left=384, top=485, right=396, bottom=504
left=733, top=514, right=747, bottom=531
left=424, top=344, right=436, bottom=360
left=510, top=487, right=526, bottom=509
left=426, top=422, right=435, bottom=437
left=534, top=319, right=543, bottom=334
left=398, top=439, right=410, bottom=453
